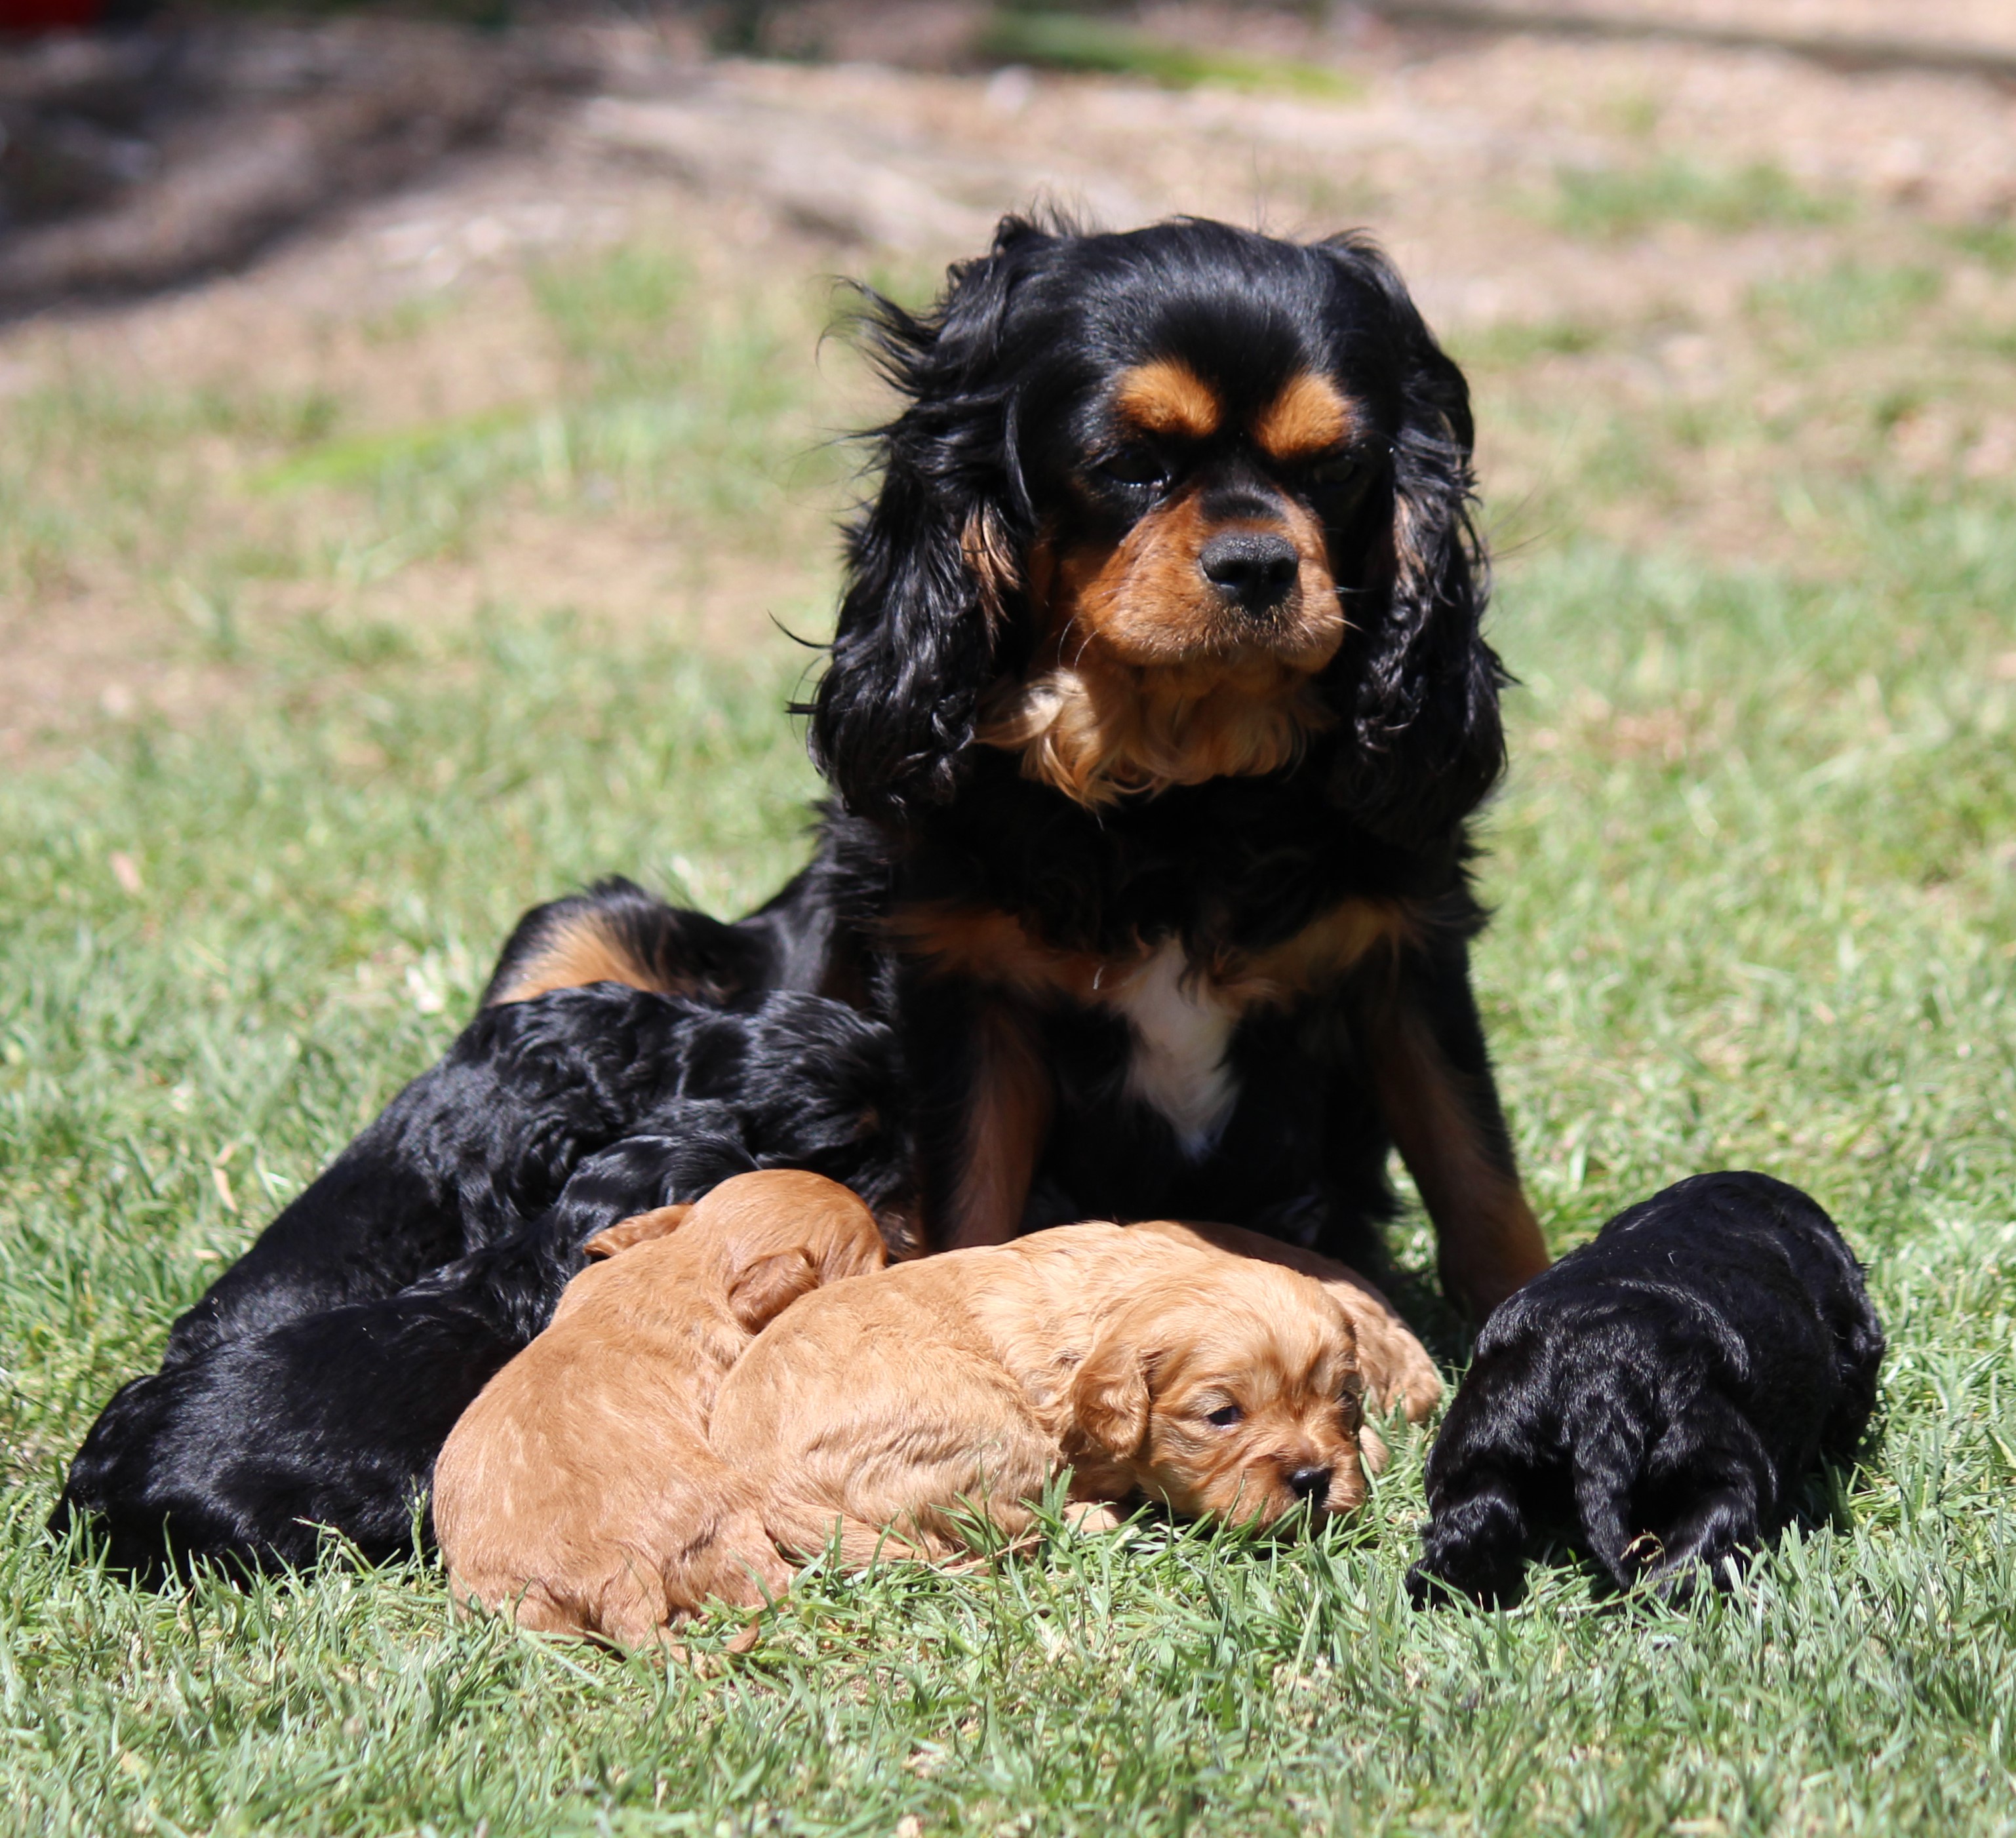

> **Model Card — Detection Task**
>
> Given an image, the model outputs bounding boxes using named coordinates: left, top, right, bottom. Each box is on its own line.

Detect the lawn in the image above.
left=3, top=198, right=2016, bottom=1833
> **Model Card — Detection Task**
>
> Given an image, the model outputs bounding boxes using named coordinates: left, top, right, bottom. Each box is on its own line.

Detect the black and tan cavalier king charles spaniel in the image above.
left=486, top=214, right=1549, bottom=1318
left=1408, top=1171, right=1885, bottom=1605
left=55, top=214, right=1546, bottom=1580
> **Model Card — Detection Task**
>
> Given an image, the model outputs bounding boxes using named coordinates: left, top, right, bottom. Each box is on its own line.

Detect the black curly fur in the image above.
left=1408, top=1172, right=1886, bottom=1607
left=52, top=987, right=913, bottom=1580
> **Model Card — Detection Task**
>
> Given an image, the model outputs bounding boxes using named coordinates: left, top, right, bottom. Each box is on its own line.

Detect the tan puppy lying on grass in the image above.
left=431, top=1169, right=886, bottom=1647
left=707, top=1221, right=1371, bottom=1569
left=436, top=1183, right=1440, bottom=1649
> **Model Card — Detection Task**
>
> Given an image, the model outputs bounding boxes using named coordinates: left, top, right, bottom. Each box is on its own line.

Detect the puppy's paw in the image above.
left=1642, top=1525, right=1756, bottom=1602
left=1406, top=1487, right=1528, bottom=1608
left=1063, top=1501, right=1126, bottom=1535
left=1404, top=1544, right=1526, bottom=1609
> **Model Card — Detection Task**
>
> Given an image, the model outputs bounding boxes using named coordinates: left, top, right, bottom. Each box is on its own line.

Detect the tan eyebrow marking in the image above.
left=1113, top=359, right=1221, bottom=440
left=1254, top=372, right=1355, bottom=461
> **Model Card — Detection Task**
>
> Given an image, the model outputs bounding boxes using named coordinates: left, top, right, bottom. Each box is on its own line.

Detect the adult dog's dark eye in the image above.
left=1303, top=454, right=1359, bottom=489
left=1097, top=446, right=1168, bottom=490
left=1205, top=1403, right=1244, bottom=1428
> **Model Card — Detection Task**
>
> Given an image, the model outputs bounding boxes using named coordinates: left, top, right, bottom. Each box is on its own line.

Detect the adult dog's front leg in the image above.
left=910, top=986, right=1053, bottom=1251
left=1360, top=936, right=1549, bottom=1320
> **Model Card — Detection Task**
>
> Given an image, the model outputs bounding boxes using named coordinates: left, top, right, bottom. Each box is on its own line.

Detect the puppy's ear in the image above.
left=728, top=1248, right=821, bottom=1333
left=806, top=216, right=1058, bottom=824
left=583, top=1204, right=693, bottom=1261
left=1318, top=237, right=1507, bottom=849
left=1071, top=1333, right=1151, bottom=1460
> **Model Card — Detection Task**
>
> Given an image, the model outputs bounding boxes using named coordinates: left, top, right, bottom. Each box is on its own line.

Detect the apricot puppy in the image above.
left=707, top=1221, right=1368, bottom=1571
left=432, top=1169, right=886, bottom=1646
left=1128, top=1219, right=1442, bottom=1468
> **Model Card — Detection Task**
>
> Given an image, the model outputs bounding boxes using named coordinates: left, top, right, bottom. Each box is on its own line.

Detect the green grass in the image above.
left=1750, top=262, right=1946, bottom=355
left=258, top=249, right=833, bottom=553
left=5, top=220, right=2016, bottom=1831
left=1549, top=157, right=1846, bottom=242
left=976, top=10, right=1360, bottom=97
left=2, top=244, right=837, bottom=629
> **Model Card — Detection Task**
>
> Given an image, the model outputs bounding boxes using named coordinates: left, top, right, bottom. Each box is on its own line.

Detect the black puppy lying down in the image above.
left=1408, top=1171, right=1884, bottom=1605
left=52, top=986, right=911, bottom=1580
left=156, top=981, right=915, bottom=1367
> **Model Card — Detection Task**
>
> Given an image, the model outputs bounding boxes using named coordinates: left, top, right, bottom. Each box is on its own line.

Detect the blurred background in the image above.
left=3, top=0, right=2013, bottom=763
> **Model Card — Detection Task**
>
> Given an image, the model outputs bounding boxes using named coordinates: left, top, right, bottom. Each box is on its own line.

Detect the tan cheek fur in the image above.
left=1128, top=1219, right=1444, bottom=1473
left=432, top=1171, right=885, bottom=1648
left=976, top=490, right=1345, bottom=808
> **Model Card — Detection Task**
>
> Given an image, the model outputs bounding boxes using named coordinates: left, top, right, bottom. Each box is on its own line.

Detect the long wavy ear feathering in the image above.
left=806, top=216, right=1060, bottom=825
left=1320, top=237, right=1507, bottom=850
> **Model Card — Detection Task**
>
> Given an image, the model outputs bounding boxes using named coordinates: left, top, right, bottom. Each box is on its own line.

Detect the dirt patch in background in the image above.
left=3, top=0, right=2013, bottom=760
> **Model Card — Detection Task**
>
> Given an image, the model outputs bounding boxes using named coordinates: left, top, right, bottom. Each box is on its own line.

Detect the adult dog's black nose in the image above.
left=1198, top=530, right=1299, bottom=612
left=1288, top=1464, right=1333, bottom=1502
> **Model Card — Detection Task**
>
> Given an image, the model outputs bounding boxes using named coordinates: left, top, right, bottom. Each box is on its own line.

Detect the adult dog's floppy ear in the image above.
left=1071, top=1331, right=1151, bottom=1460
left=807, top=216, right=1057, bottom=824
left=1319, top=237, right=1507, bottom=849
left=728, top=1249, right=821, bottom=1333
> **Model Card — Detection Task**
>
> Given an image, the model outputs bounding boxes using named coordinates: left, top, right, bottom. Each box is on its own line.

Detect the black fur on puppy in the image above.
left=50, top=1127, right=755, bottom=1580
left=52, top=987, right=913, bottom=1580
left=1408, top=1171, right=1884, bottom=1607
left=157, top=981, right=917, bottom=1369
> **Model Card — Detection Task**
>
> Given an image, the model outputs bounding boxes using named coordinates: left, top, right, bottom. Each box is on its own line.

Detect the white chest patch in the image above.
left=1103, top=943, right=1240, bottom=1160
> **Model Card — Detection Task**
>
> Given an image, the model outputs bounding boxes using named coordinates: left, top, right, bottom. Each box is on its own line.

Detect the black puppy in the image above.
left=50, top=1128, right=753, bottom=1578
left=1408, top=1171, right=1884, bottom=1605
left=159, top=981, right=916, bottom=1367
left=53, top=987, right=913, bottom=1580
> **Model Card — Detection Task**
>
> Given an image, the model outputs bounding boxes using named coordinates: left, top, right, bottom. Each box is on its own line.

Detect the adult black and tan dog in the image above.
left=56, top=214, right=1545, bottom=1577
left=484, top=215, right=1549, bottom=1320
left=52, top=987, right=912, bottom=1578
left=1407, top=1171, right=1885, bottom=1605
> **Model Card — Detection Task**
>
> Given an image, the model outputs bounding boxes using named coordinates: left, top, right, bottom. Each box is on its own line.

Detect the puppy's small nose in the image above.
left=1198, top=530, right=1299, bottom=612
left=1288, top=1464, right=1333, bottom=1502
